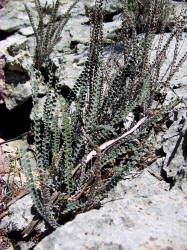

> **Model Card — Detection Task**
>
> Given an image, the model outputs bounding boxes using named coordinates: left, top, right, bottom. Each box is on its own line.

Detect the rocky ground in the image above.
left=0, top=0, right=187, bottom=249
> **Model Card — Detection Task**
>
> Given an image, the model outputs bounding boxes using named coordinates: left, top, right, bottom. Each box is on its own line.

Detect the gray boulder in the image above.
left=0, top=34, right=27, bottom=56
left=0, top=47, right=47, bottom=110
left=0, top=1, right=29, bottom=33
left=0, top=194, right=45, bottom=250
left=161, top=86, right=187, bottom=180
left=35, top=170, right=187, bottom=250
left=0, top=195, right=34, bottom=233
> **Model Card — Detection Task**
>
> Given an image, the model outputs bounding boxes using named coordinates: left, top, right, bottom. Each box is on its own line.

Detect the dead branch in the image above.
left=72, top=117, right=146, bottom=176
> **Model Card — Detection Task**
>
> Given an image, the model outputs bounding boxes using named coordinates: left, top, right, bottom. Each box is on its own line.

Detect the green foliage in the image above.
left=22, top=0, right=186, bottom=230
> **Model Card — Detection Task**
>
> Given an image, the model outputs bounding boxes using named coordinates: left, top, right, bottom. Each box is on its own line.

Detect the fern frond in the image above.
left=25, top=0, right=79, bottom=71
left=60, top=99, right=75, bottom=194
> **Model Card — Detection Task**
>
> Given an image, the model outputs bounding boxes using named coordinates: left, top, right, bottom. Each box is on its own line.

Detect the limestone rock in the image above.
left=0, top=195, right=34, bottom=233
left=4, top=81, right=32, bottom=110
left=66, top=16, right=90, bottom=45
left=19, top=26, right=34, bottom=37
left=35, top=170, right=187, bottom=250
left=0, top=49, right=47, bottom=110
left=160, top=80, right=187, bottom=179
left=0, top=194, right=45, bottom=249
left=0, top=34, right=27, bottom=56
left=0, top=1, right=29, bottom=33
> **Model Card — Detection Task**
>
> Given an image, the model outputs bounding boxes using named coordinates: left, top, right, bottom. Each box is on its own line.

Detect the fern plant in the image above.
left=126, top=0, right=174, bottom=33
left=24, top=0, right=79, bottom=71
left=22, top=0, right=187, bottom=230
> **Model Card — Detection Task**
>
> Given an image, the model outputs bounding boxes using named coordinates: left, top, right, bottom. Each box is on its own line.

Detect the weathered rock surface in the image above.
left=35, top=170, right=187, bottom=250
left=0, top=1, right=29, bottom=33
left=0, top=47, right=47, bottom=110
left=0, top=194, right=45, bottom=250
left=0, top=195, right=34, bottom=233
left=161, top=87, right=187, bottom=181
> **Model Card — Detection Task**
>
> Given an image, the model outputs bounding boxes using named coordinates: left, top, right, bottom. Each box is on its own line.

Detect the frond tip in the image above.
left=25, top=0, right=79, bottom=70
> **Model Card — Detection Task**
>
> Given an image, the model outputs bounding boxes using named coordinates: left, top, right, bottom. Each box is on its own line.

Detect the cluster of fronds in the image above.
left=23, top=0, right=186, bottom=229
left=126, top=0, right=175, bottom=33
left=24, top=0, right=79, bottom=71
